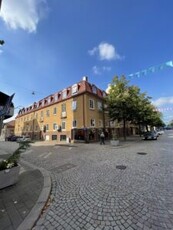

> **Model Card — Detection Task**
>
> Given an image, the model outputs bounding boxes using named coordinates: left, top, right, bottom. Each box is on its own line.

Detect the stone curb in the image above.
left=17, top=160, right=51, bottom=230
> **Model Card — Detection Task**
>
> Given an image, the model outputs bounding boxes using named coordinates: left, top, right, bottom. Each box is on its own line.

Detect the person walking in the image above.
left=100, top=131, right=105, bottom=145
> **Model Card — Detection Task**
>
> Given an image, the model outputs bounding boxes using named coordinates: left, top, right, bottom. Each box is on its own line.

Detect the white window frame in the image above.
left=72, top=101, right=77, bottom=111
left=61, top=103, right=66, bottom=112
left=62, top=89, right=67, bottom=99
left=72, top=120, right=77, bottom=128
left=71, top=84, right=78, bottom=95
left=53, top=123, right=57, bottom=131
left=98, top=119, right=103, bottom=127
left=97, top=101, right=102, bottom=111
left=53, top=107, right=57, bottom=115
left=61, top=121, right=66, bottom=130
left=46, top=110, right=50, bottom=117
left=92, top=85, right=97, bottom=94
left=89, top=99, right=95, bottom=109
left=90, top=119, right=95, bottom=127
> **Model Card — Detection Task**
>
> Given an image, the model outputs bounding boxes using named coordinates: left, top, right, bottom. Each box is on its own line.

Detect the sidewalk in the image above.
left=0, top=142, right=51, bottom=230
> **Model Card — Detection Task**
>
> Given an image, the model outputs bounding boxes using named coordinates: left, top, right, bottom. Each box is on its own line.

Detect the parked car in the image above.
left=143, top=131, right=158, bottom=140
left=157, top=130, right=165, bottom=135
left=17, top=136, right=31, bottom=142
left=6, top=135, right=22, bottom=141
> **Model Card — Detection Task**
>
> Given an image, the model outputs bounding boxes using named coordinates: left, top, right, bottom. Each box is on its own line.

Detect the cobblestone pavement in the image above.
left=21, top=132, right=173, bottom=230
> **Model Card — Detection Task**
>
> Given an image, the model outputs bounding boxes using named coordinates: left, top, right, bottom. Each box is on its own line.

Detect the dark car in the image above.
left=6, top=135, right=22, bottom=141
left=143, top=131, right=158, bottom=140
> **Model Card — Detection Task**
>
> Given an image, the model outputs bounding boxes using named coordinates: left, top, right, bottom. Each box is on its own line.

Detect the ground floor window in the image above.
left=60, top=135, right=66, bottom=141
left=52, top=135, right=57, bottom=140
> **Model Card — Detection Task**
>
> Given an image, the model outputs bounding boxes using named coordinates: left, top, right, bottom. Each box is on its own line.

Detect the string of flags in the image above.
left=127, top=60, right=173, bottom=79
left=154, top=107, right=173, bottom=112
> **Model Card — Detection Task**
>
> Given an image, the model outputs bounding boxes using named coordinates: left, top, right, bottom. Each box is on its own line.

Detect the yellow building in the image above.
left=15, top=77, right=110, bottom=143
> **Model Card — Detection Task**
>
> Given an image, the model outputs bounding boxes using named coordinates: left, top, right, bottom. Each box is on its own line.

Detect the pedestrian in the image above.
left=100, top=132, right=105, bottom=145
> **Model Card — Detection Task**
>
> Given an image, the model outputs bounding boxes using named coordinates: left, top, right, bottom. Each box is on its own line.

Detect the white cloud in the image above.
left=152, top=96, right=173, bottom=107
left=89, top=42, right=122, bottom=61
left=0, top=0, right=47, bottom=33
left=92, top=65, right=111, bottom=75
left=92, top=66, right=101, bottom=75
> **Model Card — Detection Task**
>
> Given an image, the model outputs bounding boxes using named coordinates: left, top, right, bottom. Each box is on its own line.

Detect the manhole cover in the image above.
left=116, top=165, right=127, bottom=170
left=51, top=163, right=76, bottom=173
left=137, top=152, right=147, bottom=155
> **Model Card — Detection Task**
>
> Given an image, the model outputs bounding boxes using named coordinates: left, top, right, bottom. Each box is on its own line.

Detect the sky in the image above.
left=0, top=0, right=173, bottom=124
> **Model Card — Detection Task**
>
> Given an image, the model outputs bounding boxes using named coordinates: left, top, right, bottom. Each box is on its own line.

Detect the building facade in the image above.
left=15, top=77, right=110, bottom=143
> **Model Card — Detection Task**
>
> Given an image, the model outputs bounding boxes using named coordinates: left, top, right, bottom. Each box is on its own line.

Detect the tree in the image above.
left=107, top=76, right=142, bottom=140
left=106, top=75, right=165, bottom=140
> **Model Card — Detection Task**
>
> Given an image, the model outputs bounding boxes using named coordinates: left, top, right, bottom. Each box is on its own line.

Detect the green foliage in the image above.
left=106, top=75, right=165, bottom=139
left=0, top=142, right=30, bottom=171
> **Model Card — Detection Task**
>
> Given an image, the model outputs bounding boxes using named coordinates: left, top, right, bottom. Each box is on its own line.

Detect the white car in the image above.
left=157, top=130, right=164, bottom=135
left=17, top=136, right=31, bottom=142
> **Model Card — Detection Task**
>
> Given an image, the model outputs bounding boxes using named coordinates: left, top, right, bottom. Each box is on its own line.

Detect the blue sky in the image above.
left=0, top=0, right=173, bottom=124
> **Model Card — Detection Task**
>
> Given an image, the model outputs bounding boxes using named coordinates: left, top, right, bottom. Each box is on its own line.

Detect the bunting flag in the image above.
left=154, top=107, right=173, bottom=112
left=127, top=60, right=173, bottom=79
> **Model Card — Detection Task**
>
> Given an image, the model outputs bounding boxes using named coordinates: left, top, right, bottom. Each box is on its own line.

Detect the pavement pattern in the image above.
left=20, top=133, right=173, bottom=230
left=0, top=164, right=43, bottom=230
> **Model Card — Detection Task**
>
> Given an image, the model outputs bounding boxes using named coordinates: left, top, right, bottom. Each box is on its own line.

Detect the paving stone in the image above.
left=18, top=140, right=173, bottom=230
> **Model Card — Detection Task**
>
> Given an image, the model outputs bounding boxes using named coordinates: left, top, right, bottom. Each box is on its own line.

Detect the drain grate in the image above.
left=116, top=165, right=127, bottom=170
left=51, top=163, right=76, bottom=173
left=137, top=152, right=147, bottom=155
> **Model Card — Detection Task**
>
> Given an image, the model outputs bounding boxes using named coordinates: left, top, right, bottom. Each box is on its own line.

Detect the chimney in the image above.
left=82, top=76, right=88, bottom=82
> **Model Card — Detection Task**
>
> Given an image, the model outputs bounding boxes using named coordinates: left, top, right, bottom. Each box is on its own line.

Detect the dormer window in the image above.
left=48, top=97, right=51, bottom=104
left=102, top=91, right=106, bottom=97
left=62, top=89, right=67, bottom=99
left=72, top=84, right=78, bottom=95
left=92, top=85, right=97, bottom=94
left=54, top=94, right=58, bottom=101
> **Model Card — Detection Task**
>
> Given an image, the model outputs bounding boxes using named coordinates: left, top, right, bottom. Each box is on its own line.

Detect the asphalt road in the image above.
left=21, top=131, right=173, bottom=230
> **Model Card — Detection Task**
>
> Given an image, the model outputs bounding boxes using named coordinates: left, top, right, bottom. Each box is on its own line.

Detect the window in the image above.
left=48, top=97, right=51, bottom=104
left=54, top=94, right=58, bottom=101
left=62, top=89, right=67, bottom=99
left=72, top=84, right=78, bottom=95
left=92, top=85, right=97, bottom=94
left=99, top=119, right=103, bottom=127
left=53, top=123, right=57, bottom=131
left=61, top=121, right=66, bottom=130
left=61, top=103, right=66, bottom=112
left=60, top=135, right=66, bottom=141
left=52, top=135, right=57, bottom=140
left=97, top=101, right=102, bottom=111
left=72, top=101, right=77, bottom=110
left=41, top=111, right=44, bottom=117
left=53, top=107, right=57, bottom=115
left=46, top=124, right=49, bottom=131
left=46, top=110, right=50, bottom=117
left=89, top=99, right=95, bottom=109
left=90, top=119, right=95, bottom=127
left=72, top=120, right=77, bottom=128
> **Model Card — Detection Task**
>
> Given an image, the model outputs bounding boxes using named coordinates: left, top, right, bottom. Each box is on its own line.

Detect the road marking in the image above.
left=22, top=149, right=33, bottom=155
left=43, top=152, right=52, bottom=158
left=39, top=152, right=48, bottom=157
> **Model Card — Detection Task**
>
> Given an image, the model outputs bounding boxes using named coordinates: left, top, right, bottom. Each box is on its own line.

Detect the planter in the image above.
left=0, top=166, right=20, bottom=189
left=110, top=140, right=119, bottom=146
